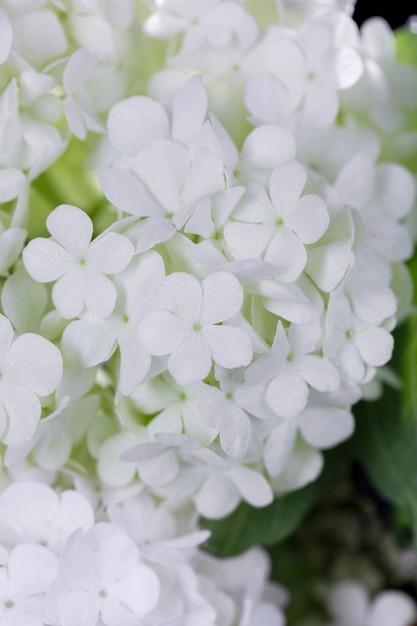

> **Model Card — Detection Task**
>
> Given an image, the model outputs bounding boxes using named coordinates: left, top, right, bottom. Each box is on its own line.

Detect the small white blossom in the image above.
left=137, top=270, right=252, bottom=385
left=23, top=204, right=134, bottom=319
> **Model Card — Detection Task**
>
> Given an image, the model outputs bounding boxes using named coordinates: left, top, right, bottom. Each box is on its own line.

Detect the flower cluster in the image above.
left=0, top=0, right=416, bottom=624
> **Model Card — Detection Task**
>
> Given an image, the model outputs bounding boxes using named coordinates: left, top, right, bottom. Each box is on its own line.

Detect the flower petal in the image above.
left=266, top=372, right=308, bottom=419
left=200, top=271, right=243, bottom=326
left=138, top=310, right=188, bottom=356
left=1, top=387, right=41, bottom=447
left=46, top=205, right=93, bottom=259
left=87, top=233, right=133, bottom=274
left=168, top=333, right=212, bottom=385
left=203, top=325, right=253, bottom=369
left=108, top=96, right=169, bottom=155
left=23, top=238, right=74, bottom=282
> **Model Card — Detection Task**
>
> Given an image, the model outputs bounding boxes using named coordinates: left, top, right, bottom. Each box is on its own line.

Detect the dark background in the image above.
left=353, top=0, right=416, bottom=29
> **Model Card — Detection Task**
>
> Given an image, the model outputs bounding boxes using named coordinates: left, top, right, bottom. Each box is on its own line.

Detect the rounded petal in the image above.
left=0, top=314, right=14, bottom=364
left=52, top=271, right=84, bottom=319
left=46, top=205, right=92, bottom=259
left=229, top=465, right=273, bottom=508
left=0, top=168, right=25, bottom=203
left=1, top=387, right=41, bottom=447
left=287, top=194, right=329, bottom=244
left=2, top=333, right=62, bottom=396
left=369, top=591, right=417, bottom=626
left=269, top=161, right=306, bottom=215
left=220, top=406, right=251, bottom=461
left=158, top=272, right=202, bottom=324
left=240, top=126, right=296, bottom=173
left=195, top=473, right=240, bottom=520
left=299, top=407, right=355, bottom=449
left=264, top=229, right=307, bottom=283
left=297, top=355, right=340, bottom=393
left=264, top=421, right=297, bottom=478
left=138, top=310, right=188, bottom=356
left=109, top=565, right=160, bottom=615
left=266, top=372, right=308, bottom=419
left=23, top=238, right=74, bottom=282
left=87, top=233, right=133, bottom=274
left=8, top=543, right=57, bottom=600
left=0, top=482, right=59, bottom=546
left=203, top=325, right=253, bottom=369
left=107, top=96, right=169, bottom=155
left=168, top=333, right=212, bottom=385
left=0, top=228, right=26, bottom=276
left=200, top=271, right=243, bottom=325
left=355, top=327, right=393, bottom=367
left=82, top=271, right=117, bottom=317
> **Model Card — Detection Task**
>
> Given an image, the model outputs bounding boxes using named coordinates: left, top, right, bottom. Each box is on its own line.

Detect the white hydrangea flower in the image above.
left=47, top=522, right=160, bottom=626
left=0, top=543, right=58, bottom=626
left=224, top=161, right=329, bottom=282
left=137, top=270, right=253, bottom=385
left=22, top=204, right=134, bottom=319
left=0, top=481, right=94, bottom=553
left=0, top=314, right=62, bottom=447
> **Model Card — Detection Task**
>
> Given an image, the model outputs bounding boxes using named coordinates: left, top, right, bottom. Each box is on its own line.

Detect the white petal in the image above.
left=0, top=168, right=25, bottom=203
left=240, top=126, right=296, bottom=173
left=269, top=161, right=306, bottom=215
left=134, top=140, right=190, bottom=212
left=0, top=10, right=12, bottom=64
left=2, top=333, right=62, bottom=396
left=203, top=325, right=252, bottom=369
left=299, top=407, right=354, bottom=449
left=98, top=433, right=138, bottom=488
left=12, top=10, right=67, bottom=69
left=138, top=310, right=188, bottom=356
left=264, top=421, right=297, bottom=478
left=355, top=327, right=393, bottom=367
left=118, top=332, right=152, bottom=396
left=23, top=238, right=74, bottom=282
left=287, top=194, right=329, bottom=244
left=168, top=333, right=212, bottom=385
left=87, top=233, right=133, bottom=274
left=64, top=95, right=87, bottom=140
left=63, top=48, right=96, bottom=94
left=328, top=581, right=369, bottom=623
left=99, top=169, right=161, bottom=217
left=229, top=465, right=273, bottom=508
left=220, top=406, right=251, bottom=461
left=303, top=81, right=338, bottom=127
left=138, top=448, right=180, bottom=486
left=1, top=387, right=40, bottom=447
left=266, top=372, right=308, bottom=419
left=158, top=272, right=202, bottom=323
left=198, top=384, right=228, bottom=429
left=62, top=318, right=118, bottom=368
left=195, top=473, right=240, bottom=520
left=108, top=96, right=169, bottom=155
left=80, top=270, right=118, bottom=316
left=52, top=270, right=85, bottom=319
left=128, top=216, right=176, bottom=253
left=224, top=222, right=273, bottom=260
left=110, top=565, right=160, bottom=615
left=171, top=75, right=207, bottom=144
left=297, top=355, right=340, bottom=392
left=369, top=591, right=417, bottom=626
left=0, top=482, right=58, bottom=546
left=46, top=205, right=92, bottom=258
left=8, top=543, right=57, bottom=599
left=200, top=271, right=243, bottom=325
left=0, top=314, right=14, bottom=364
left=0, top=228, right=26, bottom=276
left=264, top=228, right=307, bottom=283
left=335, top=47, right=363, bottom=90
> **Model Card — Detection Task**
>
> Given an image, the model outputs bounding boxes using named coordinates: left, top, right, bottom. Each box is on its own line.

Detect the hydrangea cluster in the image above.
left=0, top=0, right=416, bottom=624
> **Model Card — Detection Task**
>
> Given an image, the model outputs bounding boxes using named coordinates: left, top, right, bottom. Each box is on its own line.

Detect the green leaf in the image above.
left=201, top=445, right=350, bottom=557
left=353, top=314, right=417, bottom=540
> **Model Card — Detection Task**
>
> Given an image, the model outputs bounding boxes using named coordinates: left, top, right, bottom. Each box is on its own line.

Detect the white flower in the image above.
left=0, top=543, right=58, bottom=626
left=224, top=161, right=329, bottom=282
left=245, top=321, right=340, bottom=420
left=23, top=204, right=134, bottom=319
left=0, top=314, right=62, bottom=447
left=137, top=270, right=252, bottom=385
left=0, top=481, right=95, bottom=553
left=47, top=523, right=160, bottom=626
